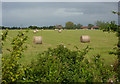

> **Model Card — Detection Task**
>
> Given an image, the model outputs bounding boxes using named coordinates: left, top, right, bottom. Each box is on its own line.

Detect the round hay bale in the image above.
left=36, top=29, right=38, bottom=32
left=33, top=30, right=37, bottom=33
left=33, top=36, right=42, bottom=44
left=58, top=30, right=62, bottom=33
left=91, top=28, right=94, bottom=30
left=80, top=35, right=90, bottom=43
left=55, top=29, right=58, bottom=31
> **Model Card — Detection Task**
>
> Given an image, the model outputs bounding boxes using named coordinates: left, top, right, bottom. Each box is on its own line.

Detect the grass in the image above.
left=2, top=29, right=118, bottom=65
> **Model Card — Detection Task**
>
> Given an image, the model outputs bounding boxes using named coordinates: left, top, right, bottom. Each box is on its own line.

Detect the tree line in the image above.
left=1, top=22, right=96, bottom=30
left=1, top=20, right=118, bottom=30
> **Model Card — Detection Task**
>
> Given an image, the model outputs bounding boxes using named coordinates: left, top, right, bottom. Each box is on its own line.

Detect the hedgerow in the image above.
left=2, top=29, right=28, bottom=83
left=21, top=45, right=118, bottom=83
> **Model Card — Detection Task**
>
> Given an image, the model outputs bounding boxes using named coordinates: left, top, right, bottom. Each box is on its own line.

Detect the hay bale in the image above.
left=55, top=29, right=58, bottom=31
left=91, top=28, right=94, bottom=30
left=58, top=30, right=62, bottom=33
left=33, top=36, right=42, bottom=44
left=33, top=31, right=36, bottom=33
left=33, top=30, right=39, bottom=33
left=36, top=29, right=38, bottom=32
left=33, top=30, right=38, bottom=33
left=80, top=35, right=90, bottom=43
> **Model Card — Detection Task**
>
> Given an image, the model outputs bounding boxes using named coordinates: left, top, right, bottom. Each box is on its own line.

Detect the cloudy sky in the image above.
left=2, top=2, right=118, bottom=27
left=1, top=0, right=120, bottom=2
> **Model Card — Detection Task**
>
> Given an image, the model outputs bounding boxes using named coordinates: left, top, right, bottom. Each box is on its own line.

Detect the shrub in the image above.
left=21, top=45, right=117, bottom=83
left=22, top=45, right=91, bottom=82
left=2, top=29, right=28, bottom=83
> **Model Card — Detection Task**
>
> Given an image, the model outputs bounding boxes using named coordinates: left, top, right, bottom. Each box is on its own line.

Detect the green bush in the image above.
left=22, top=45, right=90, bottom=82
left=21, top=45, right=118, bottom=83
left=2, top=30, right=28, bottom=83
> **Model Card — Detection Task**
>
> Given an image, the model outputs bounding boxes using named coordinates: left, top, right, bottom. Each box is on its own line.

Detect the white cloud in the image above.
left=54, top=8, right=84, bottom=16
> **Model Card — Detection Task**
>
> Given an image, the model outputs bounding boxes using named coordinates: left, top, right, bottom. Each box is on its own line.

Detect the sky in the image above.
left=1, top=2, right=118, bottom=27
left=1, top=0, right=120, bottom=2
left=118, top=2, right=120, bottom=25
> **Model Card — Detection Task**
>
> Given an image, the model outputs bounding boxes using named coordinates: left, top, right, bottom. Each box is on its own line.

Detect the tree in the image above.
left=95, top=11, right=120, bottom=81
left=49, top=26, right=54, bottom=29
left=88, top=24, right=94, bottom=28
left=65, top=21, right=74, bottom=29
left=73, top=24, right=77, bottom=29
left=102, top=11, right=120, bottom=81
left=95, top=21, right=108, bottom=30
left=112, top=11, right=120, bottom=15
left=112, top=11, right=120, bottom=80
left=95, top=20, right=104, bottom=26
left=76, top=23, right=83, bottom=29
left=28, top=26, right=38, bottom=29
left=73, top=23, right=83, bottom=29
left=109, top=21, right=118, bottom=31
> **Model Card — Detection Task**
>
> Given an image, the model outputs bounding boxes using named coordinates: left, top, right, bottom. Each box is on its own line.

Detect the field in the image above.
left=2, top=29, right=118, bottom=65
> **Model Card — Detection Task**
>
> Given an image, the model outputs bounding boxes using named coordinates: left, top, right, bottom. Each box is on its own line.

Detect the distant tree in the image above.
left=73, top=24, right=77, bottom=29
left=88, top=24, right=94, bottom=28
left=12, top=27, right=18, bottom=29
left=95, top=20, right=117, bottom=31
left=28, top=26, right=38, bottom=29
left=95, top=21, right=108, bottom=30
left=76, top=23, right=83, bottom=29
left=2, top=26, right=5, bottom=29
left=49, top=26, right=55, bottom=29
left=65, top=21, right=74, bottom=29
left=42, top=26, right=48, bottom=29
left=28, top=26, right=32, bottom=29
left=95, top=20, right=104, bottom=26
left=0, top=26, right=2, bottom=29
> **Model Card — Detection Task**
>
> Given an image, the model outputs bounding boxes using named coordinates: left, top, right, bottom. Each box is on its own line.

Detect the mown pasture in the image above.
left=2, top=29, right=118, bottom=65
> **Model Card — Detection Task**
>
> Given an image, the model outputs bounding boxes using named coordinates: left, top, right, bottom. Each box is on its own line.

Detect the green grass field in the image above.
left=2, top=29, right=118, bottom=65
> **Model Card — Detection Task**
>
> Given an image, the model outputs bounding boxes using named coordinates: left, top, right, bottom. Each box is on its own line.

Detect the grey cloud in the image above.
left=0, top=2, right=2, bottom=26
left=2, top=0, right=120, bottom=2
left=2, top=2, right=118, bottom=27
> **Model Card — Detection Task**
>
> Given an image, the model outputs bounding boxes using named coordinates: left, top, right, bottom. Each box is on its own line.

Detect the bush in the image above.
left=21, top=45, right=118, bottom=83
left=21, top=45, right=90, bottom=82
left=2, top=30, right=28, bottom=83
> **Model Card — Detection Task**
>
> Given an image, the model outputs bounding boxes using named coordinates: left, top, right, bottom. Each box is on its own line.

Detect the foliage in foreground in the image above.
left=2, top=29, right=28, bottom=83
left=99, top=11, right=120, bottom=81
left=21, top=45, right=118, bottom=83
